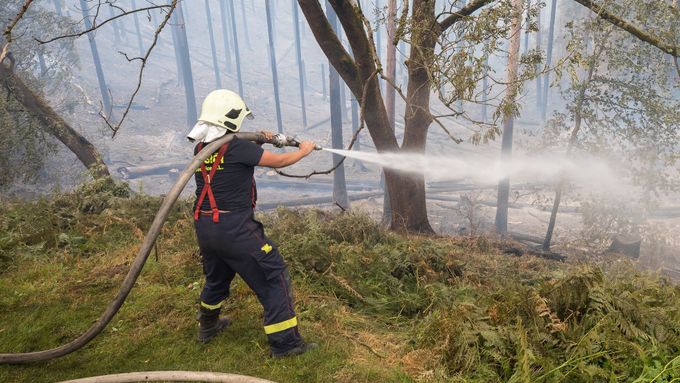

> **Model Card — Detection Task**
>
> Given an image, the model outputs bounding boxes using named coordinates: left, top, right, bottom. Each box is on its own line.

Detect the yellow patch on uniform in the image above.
left=261, top=244, right=273, bottom=254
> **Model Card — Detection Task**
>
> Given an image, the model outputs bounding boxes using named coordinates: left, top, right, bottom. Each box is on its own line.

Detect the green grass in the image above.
left=1, top=179, right=680, bottom=382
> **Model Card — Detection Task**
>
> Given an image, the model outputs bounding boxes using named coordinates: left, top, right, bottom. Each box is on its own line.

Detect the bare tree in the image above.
left=541, top=0, right=557, bottom=120
left=218, top=0, right=233, bottom=73
left=229, top=0, right=244, bottom=95
left=292, top=0, right=308, bottom=127
left=265, top=0, right=283, bottom=133
left=204, top=0, right=222, bottom=88
left=382, top=0, right=397, bottom=223
left=79, top=0, right=112, bottom=118
left=171, top=3, right=197, bottom=130
left=494, top=0, right=523, bottom=235
left=0, top=58, right=109, bottom=178
left=326, top=2, right=350, bottom=210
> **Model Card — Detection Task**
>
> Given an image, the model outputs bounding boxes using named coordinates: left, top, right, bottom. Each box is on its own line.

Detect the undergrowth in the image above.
left=1, top=179, right=679, bottom=382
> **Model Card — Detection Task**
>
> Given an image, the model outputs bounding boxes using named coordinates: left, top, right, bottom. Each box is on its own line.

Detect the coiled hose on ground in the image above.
left=57, top=371, right=274, bottom=383
left=0, top=132, right=267, bottom=364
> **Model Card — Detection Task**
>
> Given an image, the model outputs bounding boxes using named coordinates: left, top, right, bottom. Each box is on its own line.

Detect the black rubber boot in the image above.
left=272, top=341, right=319, bottom=358
left=197, top=306, right=230, bottom=343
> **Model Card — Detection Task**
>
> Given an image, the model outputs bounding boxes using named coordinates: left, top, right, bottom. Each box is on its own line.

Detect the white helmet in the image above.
left=198, top=89, right=253, bottom=132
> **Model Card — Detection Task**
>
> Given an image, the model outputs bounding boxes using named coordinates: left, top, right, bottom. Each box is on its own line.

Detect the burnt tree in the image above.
left=541, top=0, right=557, bottom=120
left=204, top=0, right=222, bottom=88
left=265, top=0, right=283, bottom=133
left=229, top=0, right=244, bottom=95
left=292, top=0, right=308, bottom=127
left=79, top=0, right=112, bottom=118
left=326, top=2, right=350, bottom=210
left=0, top=63, right=109, bottom=178
left=382, top=0, right=397, bottom=223
left=131, top=0, right=145, bottom=57
left=494, top=0, right=523, bottom=234
left=218, top=0, right=233, bottom=73
left=171, top=2, right=197, bottom=128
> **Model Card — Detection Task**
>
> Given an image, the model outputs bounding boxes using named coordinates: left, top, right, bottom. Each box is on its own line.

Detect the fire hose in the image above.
left=0, top=132, right=317, bottom=365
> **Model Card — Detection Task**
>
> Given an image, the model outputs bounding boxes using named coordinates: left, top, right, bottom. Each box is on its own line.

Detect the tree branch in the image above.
left=275, top=70, right=379, bottom=179
left=573, top=0, right=678, bottom=57
left=438, top=0, right=494, bottom=33
left=104, top=0, right=178, bottom=137
left=35, top=4, right=172, bottom=45
left=380, top=72, right=463, bottom=144
left=0, top=0, right=36, bottom=64
left=0, top=62, right=110, bottom=178
left=297, top=0, right=361, bottom=93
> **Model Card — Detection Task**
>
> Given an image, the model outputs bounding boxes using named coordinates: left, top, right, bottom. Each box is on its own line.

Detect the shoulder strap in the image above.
left=194, top=143, right=230, bottom=222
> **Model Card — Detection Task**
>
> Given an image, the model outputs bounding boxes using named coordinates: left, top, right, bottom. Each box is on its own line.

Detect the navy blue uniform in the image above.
left=193, top=137, right=303, bottom=354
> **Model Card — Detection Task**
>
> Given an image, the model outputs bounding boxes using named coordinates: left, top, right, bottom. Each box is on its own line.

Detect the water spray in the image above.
left=318, top=147, right=629, bottom=195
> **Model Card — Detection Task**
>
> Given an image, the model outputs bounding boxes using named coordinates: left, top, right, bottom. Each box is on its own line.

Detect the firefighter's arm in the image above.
left=258, top=141, right=315, bottom=168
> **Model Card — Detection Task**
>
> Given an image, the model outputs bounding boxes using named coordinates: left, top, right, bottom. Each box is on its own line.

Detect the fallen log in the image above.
left=117, top=162, right=186, bottom=179
left=508, top=231, right=545, bottom=244
left=257, top=191, right=381, bottom=210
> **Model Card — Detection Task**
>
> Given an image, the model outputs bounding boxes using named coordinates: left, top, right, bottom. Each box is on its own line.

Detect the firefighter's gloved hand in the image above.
left=258, top=131, right=276, bottom=146
left=271, top=133, right=288, bottom=148
left=298, top=141, right=316, bottom=156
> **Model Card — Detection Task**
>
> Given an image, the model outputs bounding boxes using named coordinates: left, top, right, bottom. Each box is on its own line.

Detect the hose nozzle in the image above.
left=271, top=133, right=322, bottom=150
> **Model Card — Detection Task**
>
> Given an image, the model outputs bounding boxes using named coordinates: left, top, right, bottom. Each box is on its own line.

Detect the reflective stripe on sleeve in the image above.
left=263, top=317, right=298, bottom=334
left=261, top=244, right=273, bottom=254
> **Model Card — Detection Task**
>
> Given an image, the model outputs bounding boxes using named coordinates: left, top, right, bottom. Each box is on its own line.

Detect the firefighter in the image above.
left=187, top=89, right=317, bottom=357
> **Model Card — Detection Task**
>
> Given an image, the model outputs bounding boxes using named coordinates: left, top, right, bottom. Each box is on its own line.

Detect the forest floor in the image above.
left=1, top=179, right=680, bottom=383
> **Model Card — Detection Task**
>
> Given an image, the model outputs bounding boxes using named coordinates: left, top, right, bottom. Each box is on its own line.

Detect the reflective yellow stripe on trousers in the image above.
left=263, top=317, right=298, bottom=334
left=201, top=301, right=223, bottom=310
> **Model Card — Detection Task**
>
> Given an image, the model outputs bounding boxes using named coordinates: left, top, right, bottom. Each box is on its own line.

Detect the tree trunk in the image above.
left=543, top=60, right=596, bottom=250
left=375, top=0, right=384, bottom=94
left=535, top=4, right=542, bottom=115
left=494, top=0, right=523, bottom=234
left=265, top=0, right=283, bottom=133
left=205, top=0, right=222, bottom=88
left=340, top=76, right=348, bottom=120
left=240, top=0, right=251, bottom=47
left=169, top=10, right=183, bottom=87
left=171, top=3, right=197, bottom=129
left=107, top=5, right=121, bottom=45
left=151, top=9, right=162, bottom=47
left=37, top=52, right=47, bottom=76
left=53, top=0, right=62, bottom=16
left=79, top=0, right=112, bottom=118
left=541, top=0, right=557, bottom=121
left=131, top=0, right=145, bottom=57
left=0, top=64, right=109, bottom=178
left=321, top=63, right=327, bottom=100
left=382, top=0, right=397, bottom=224
left=326, top=2, right=350, bottom=210
left=229, top=0, right=244, bottom=95
left=292, top=0, right=308, bottom=127
left=391, top=0, right=438, bottom=233
left=218, top=0, right=233, bottom=73
left=481, top=60, right=488, bottom=122
left=297, top=0, right=431, bottom=232
left=523, top=4, right=529, bottom=55
left=350, top=94, right=360, bottom=150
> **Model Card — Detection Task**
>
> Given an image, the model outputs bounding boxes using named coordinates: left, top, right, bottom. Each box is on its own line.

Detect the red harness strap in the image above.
left=194, top=142, right=230, bottom=222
